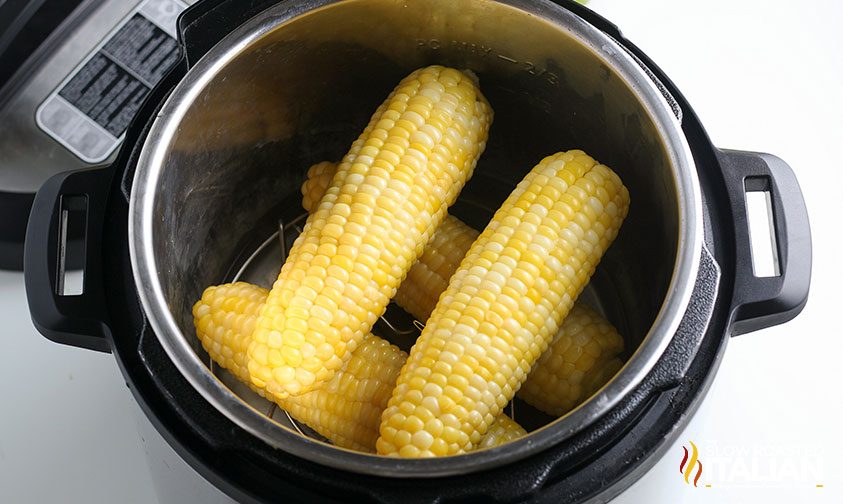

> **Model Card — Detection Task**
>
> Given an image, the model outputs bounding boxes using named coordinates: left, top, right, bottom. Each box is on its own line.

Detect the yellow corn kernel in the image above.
left=301, top=161, right=338, bottom=213
left=301, top=160, right=626, bottom=417
left=475, top=414, right=527, bottom=449
left=249, top=66, right=492, bottom=398
left=377, top=150, right=630, bottom=457
left=195, top=282, right=523, bottom=452
left=517, top=303, right=625, bottom=416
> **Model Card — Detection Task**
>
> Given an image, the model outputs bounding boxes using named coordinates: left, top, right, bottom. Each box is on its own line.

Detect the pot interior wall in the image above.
left=149, top=0, right=679, bottom=444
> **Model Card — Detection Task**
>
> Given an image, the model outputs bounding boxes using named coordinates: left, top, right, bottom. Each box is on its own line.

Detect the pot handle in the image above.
left=24, top=167, right=113, bottom=353
left=718, top=149, right=811, bottom=336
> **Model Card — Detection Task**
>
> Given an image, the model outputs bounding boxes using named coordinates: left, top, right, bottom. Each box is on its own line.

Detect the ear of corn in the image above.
left=195, top=282, right=524, bottom=452
left=249, top=65, right=492, bottom=399
left=377, top=150, right=630, bottom=457
left=302, top=160, right=626, bottom=416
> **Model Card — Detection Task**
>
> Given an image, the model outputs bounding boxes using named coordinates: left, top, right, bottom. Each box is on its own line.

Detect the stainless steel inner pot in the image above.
left=129, top=0, right=702, bottom=476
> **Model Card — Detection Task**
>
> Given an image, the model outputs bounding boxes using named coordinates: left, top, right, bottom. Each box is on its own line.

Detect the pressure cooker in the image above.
left=24, top=0, right=811, bottom=502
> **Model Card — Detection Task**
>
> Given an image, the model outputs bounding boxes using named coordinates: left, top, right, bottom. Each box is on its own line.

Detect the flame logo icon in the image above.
left=679, top=441, right=703, bottom=487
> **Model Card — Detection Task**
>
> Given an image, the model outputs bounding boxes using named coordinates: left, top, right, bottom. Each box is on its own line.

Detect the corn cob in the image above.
left=195, top=282, right=523, bottom=452
left=249, top=66, right=492, bottom=398
left=377, top=150, right=630, bottom=457
left=302, top=160, right=626, bottom=416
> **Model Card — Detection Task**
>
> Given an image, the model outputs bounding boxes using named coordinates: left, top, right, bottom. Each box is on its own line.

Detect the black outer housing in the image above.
left=22, top=0, right=810, bottom=502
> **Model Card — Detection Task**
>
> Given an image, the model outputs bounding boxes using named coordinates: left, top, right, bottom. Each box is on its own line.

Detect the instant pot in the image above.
left=23, top=0, right=811, bottom=502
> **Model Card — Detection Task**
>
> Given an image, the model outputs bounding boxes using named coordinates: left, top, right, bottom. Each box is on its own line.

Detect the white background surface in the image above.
left=1, top=0, right=841, bottom=502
